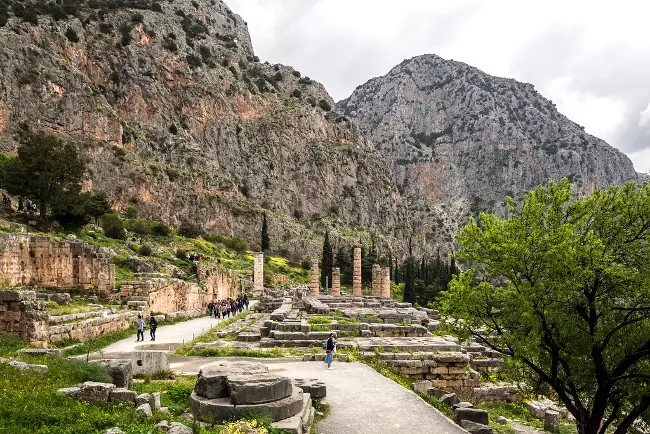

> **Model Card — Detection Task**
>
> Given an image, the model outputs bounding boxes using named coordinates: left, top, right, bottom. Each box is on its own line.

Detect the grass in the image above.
left=307, top=316, right=332, bottom=325
left=131, top=375, right=196, bottom=416
left=311, top=399, right=330, bottom=434
left=480, top=402, right=577, bottom=434
left=337, top=318, right=360, bottom=325
left=190, top=346, right=286, bottom=358
left=46, top=301, right=101, bottom=316
left=0, top=335, right=27, bottom=357
left=0, top=355, right=160, bottom=433
left=310, top=325, right=331, bottom=332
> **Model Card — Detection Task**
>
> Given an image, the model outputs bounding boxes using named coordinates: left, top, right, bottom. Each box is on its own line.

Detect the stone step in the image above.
left=236, top=333, right=262, bottom=342
left=260, top=338, right=324, bottom=348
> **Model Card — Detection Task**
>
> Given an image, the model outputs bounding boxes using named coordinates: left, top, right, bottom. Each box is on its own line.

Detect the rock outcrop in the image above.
left=338, top=54, right=642, bottom=253
left=0, top=0, right=407, bottom=258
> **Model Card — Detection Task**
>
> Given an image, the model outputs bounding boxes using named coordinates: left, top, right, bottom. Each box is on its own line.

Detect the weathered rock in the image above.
left=460, top=420, right=493, bottom=434
left=6, top=360, right=48, bottom=373
left=227, top=374, right=293, bottom=405
left=293, top=378, right=327, bottom=399
left=195, top=362, right=269, bottom=399
left=77, top=382, right=116, bottom=404
left=155, top=420, right=170, bottom=432
left=136, top=393, right=157, bottom=410
left=495, top=416, right=508, bottom=425
left=17, top=348, right=62, bottom=357
left=104, top=428, right=125, bottom=434
left=440, top=393, right=460, bottom=405
left=93, top=359, right=132, bottom=388
left=136, top=403, right=153, bottom=417
left=411, top=380, right=432, bottom=394
left=110, top=388, right=137, bottom=405
left=544, top=410, right=561, bottom=433
left=454, top=407, right=489, bottom=425
left=51, top=293, right=72, bottom=305
left=168, top=422, right=194, bottom=434
left=57, top=387, right=81, bottom=399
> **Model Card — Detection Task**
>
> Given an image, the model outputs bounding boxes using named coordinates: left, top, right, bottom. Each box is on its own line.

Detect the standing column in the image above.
left=371, top=264, right=381, bottom=297
left=253, top=252, right=264, bottom=296
left=353, top=247, right=362, bottom=296
left=381, top=267, right=391, bottom=298
left=331, top=267, right=341, bottom=297
left=310, top=260, right=320, bottom=296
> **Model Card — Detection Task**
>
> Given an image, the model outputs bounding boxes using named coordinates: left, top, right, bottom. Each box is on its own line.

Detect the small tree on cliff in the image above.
left=443, top=179, right=650, bottom=434
left=4, top=132, right=85, bottom=219
left=261, top=213, right=270, bottom=252
left=320, top=230, right=333, bottom=289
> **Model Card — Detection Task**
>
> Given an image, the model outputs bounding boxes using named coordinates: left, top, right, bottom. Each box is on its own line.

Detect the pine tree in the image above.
left=261, top=213, right=270, bottom=252
left=320, top=230, right=333, bottom=289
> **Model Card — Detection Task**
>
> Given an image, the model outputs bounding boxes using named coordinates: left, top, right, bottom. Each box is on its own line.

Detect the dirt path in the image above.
left=173, top=357, right=467, bottom=434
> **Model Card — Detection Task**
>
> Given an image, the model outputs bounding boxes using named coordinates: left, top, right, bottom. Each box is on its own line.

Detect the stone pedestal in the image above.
left=310, top=261, right=320, bottom=296
left=544, top=410, right=560, bottom=433
left=353, top=247, right=362, bottom=296
left=253, top=253, right=264, bottom=296
left=371, top=264, right=381, bottom=297
left=331, top=268, right=341, bottom=297
left=381, top=267, right=391, bottom=298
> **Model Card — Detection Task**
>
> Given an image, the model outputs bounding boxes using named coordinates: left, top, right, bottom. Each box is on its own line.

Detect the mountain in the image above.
left=0, top=0, right=409, bottom=258
left=337, top=54, right=642, bottom=250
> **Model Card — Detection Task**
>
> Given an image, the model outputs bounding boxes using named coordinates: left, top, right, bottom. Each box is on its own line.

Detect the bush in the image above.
left=124, top=206, right=138, bottom=219
left=175, top=249, right=188, bottom=261
left=152, top=2, right=163, bottom=12
left=292, top=70, right=301, bottom=78
left=178, top=221, right=202, bottom=238
left=65, top=28, right=79, bottom=43
left=99, top=23, right=112, bottom=34
left=139, top=244, right=153, bottom=256
left=151, top=222, right=171, bottom=237
left=101, top=213, right=126, bottom=240
left=131, top=13, right=144, bottom=23
left=291, top=89, right=302, bottom=98
left=318, top=99, right=332, bottom=111
left=187, top=54, right=203, bottom=68
left=133, top=220, right=150, bottom=235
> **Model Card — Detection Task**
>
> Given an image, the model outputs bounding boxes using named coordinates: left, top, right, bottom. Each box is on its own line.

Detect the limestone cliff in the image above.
left=338, top=54, right=642, bottom=250
left=0, top=0, right=408, bottom=257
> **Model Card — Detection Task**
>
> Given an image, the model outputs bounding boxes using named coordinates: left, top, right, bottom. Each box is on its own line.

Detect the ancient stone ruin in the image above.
left=190, top=361, right=315, bottom=434
left=253, top=252, right=264, bottom=297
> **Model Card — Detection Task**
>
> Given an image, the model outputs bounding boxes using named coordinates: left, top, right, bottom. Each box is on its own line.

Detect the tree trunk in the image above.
left=39, top=202, right=46, bottom=219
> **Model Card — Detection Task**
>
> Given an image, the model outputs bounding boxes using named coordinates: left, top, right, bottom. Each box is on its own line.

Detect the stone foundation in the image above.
left=0, top=233, right=115, bottom=293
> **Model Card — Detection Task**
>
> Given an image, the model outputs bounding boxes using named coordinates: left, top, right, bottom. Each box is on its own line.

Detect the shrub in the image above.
left=139, top=244, right=153, bottom=256
left=151, top=2, right=163, bottom=12
left=124, top=206, right=138, bottom=219
left=175, top=249, right=188, bottom=260
left=232, top=238, right=248, bottom=254
left=169, top=124, right=178, bottom=135
left=291, top=89, right=302, bottom=98
left=178, top=221, right=202, bottom=238
left=308, top=316, right=332, bottom=325
left=292, top=70, right=301, bottom=78
left=133, top=220, right=150, bottom=235
left=187, top=54, right=203, bottom=68
left=65, top=28, right=79, bottom=43
left=101, top=213, right=126, bottom=240
left=131, top=13, right=144, bottom=23
left=318, top=99, right=332, bottom=111
left=164, top=39, right=178, bottom=52
left=151, top=222, right=171, bottom=237
left=99, top=23, right=113, bottom=34
left=0, top=14, right=7, bottom=28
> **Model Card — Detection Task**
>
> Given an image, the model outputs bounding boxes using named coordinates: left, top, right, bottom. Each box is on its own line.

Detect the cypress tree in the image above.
left=403, top=256, right=416, bottom=303
left=335, top=245, right=352, bottom=285
left=320, top=230, right=333, bottom=289
left=261, top=213, right=270, bottom=252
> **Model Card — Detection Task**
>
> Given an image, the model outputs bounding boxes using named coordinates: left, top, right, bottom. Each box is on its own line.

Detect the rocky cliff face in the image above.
left=0, top=0, right=408, bottom=258
left=338, top=54, right=642, bottom=250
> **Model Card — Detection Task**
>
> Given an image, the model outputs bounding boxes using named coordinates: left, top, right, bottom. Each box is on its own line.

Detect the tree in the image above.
left=320, top=230, right=333, bottom=289
left=4, top=133, right=85, bottom=219
left=403, top=256, right=416, bottom=304
left=442, top=179, right=650, bottom=434
left=83, top=192, right=112, bottom=225
left=335, top=246, right=352, bottom=285
left=261, top=213, right=270, bottom=252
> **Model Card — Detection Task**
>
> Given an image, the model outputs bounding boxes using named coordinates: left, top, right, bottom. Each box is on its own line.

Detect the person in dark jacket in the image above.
left=324, top=333, right=336, bottom=369
left=149, top=314, right=158, bottom=341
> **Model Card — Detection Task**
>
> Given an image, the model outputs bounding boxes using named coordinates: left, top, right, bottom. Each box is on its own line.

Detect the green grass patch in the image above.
left=46, top=301, right=101, bottom=316
left=190, top=346, right=286, bottom=358
left=0, top=356, right=160, bottom=433
left=310, top=325, right=331, bottom=332
left=479, top=402, right=576, bottom=434
left=329, top=311, right=345, bottom=317
left=340, top=330, right=361, bottom=338
left=307, top=316, right=332, bottom=325
left=0, top=335, right=27, bottom=357
left=337, top=318, right=360, bottom=325
left=131, top=376, right=196, bottom=416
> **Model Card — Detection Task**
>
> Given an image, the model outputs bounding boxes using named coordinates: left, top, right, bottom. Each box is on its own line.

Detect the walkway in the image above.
left=172, top=357, right=466, bottom=434
left=103, top=304, right=256, bottom=353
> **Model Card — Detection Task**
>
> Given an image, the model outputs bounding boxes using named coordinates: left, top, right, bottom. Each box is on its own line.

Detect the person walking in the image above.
left=149, top=314, right=158, bottom=341
left=244, top=294, right=249, bottom=310
left=136, top=315, right=145, bottom=342
left=324, top=333, right=336, bottom=369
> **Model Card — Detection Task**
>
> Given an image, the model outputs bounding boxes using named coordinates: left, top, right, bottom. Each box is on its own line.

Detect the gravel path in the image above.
left=173, top=357, right=467, bottom=434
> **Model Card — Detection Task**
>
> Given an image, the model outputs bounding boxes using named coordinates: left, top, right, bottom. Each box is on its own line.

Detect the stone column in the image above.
left=310, top=260, right=320, bottom=296
left=331, top=267, right=341, bottom=297
left=253, top=252, right=264, bottom=296
left=353, top=247, right=362, bottom=296
left=371, top=264, right=381, bottom=297
left=381, top=267, right=391, bottom=298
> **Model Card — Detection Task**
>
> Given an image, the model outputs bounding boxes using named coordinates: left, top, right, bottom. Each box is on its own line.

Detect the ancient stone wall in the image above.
left=120, top=277, right=203, bottom=314
left=196, top=263, right=238, bottom=301
left=48, top=311, right=136, bottom=343
left=0, top=233, right=115, bottom=293
left=0, top=290, right=50, bottom=347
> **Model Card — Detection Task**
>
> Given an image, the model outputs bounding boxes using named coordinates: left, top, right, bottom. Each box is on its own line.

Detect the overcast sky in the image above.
left=227, top=0, right=650, bottom=174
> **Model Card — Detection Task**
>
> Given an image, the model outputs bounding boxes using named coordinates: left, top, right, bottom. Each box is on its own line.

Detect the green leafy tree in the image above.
left=4, top=133, right=85, bottom=219
left=261, top=213, right=270, bottom=252
left=443, top=179, right=650, bottom=434
left=320, top=230, right=333, bottom=289
left=83, top=192, right=112, bottom=225
left=335, top=246, right=353, bottom=285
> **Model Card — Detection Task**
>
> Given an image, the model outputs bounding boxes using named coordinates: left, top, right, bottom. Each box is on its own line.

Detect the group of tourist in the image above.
left=207, top=295, right=249, bottom=319
left=2, top=194, right=37, bottom=214
left=188, top=253, right=207, bottom=262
